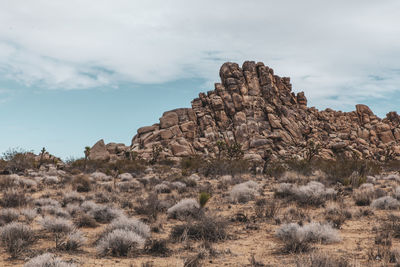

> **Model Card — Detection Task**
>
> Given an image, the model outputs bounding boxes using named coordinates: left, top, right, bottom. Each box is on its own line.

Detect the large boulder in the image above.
left=89, top=139, right=110, bottom=161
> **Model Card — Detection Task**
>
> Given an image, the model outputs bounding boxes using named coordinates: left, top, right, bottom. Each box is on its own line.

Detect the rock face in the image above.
left=101, top=61, right=400, bottom=162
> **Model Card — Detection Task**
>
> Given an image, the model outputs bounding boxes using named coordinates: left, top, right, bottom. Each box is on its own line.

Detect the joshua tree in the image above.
left=84, top=146, right=91, bottom=171
left=39, top=147, right=46, bottom=167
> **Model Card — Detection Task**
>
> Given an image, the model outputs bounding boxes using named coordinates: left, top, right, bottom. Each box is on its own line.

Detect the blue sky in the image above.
left=0, top=1, right=399, bottom=159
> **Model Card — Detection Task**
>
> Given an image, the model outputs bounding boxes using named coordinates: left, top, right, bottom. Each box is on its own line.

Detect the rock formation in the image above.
left=92, top=61, right=400, bottom=162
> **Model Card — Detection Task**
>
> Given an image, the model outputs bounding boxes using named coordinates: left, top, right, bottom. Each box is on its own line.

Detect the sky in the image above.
left=0, top=0, right=399, bottom=159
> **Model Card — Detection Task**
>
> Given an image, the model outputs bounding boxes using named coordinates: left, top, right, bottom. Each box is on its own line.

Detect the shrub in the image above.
left=118, top=173, right=133, bottom=181
left=276, top=222, right=340, bottom=253
left=134, top=193, right=162, bottom=221
left=101, top=216, right=150, bottom=240
left=89, top=205, right=124, bottom=223
left=96, top=229, right=145, bottom=256
left=90, top=171, right=112, bottom=181
left=61, top=191, right=84, bottom=206
left=1, top=189, right=28, bottom=207
left=34, top=198, right=60, bottom=207
left=43, top=176, right=60, bottom=185
left=254, top=198, right=280, bottom=219
left=20, top=208, right=37, bottom=223
left=230, top=181, right=260, bottom=203
left=74, top=212, right=98, bottom=228
left=275, top=181, right=336, bottom=206
left=154, top=182, right=171, bottom=193
left=40, top=216, right=74, bottom=248
left=394, top=186, right=400, bottom=200
left=24, top=253, right=76, bottom=267
left=72, top=175, right=91, bottom=192
left=199, top=192, right=211, bottom=208
left=167, top=199, right=200, bottom=219
left=145, top=239, right=170, bottom=257
left=2, top=148, right=35, bottom=173
left=63, top=230, right=86, bottom=251
left=296, top=252, right=351, bottom=267
left=324, top=204, right=351, bottom=229
left=371, top=196, right=400, bottom=210
left=0, top=222, right=35, bottom=257
left=0, top=208, right=19, bottom=226
left=170, top=216, right=227, bottom=242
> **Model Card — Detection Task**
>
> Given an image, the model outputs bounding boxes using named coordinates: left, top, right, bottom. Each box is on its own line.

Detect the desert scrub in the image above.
left=100, top=216, right=150, bottom=241
left=371, top=196, right=400, bottom=210
left=296, top=251, right=351, bottom=267
left=154, top=182, right=171, bottom=193
left=0, top=208, right=19, bottom=226
left=20, top=208, right=37, bottom=223
left=276, top=222, right=340, bottom=253
left=89, top=205, right=124, bottom=223
left=72, top=175, right=91, bottom=192
left=353, top=183, right=386, bottom=206
left=324, top=203, right=352, bottom=229
left=0, top=222, right=35, bottom=257
left=230, top=181, right=260, bottom=203
left=40, top=216, right=74, bottom=248
left=170, top=216, right=227, bottom=242
left=1, top=189, right=28, bottom=207
left=394, top=186, right=400, bottom=200
left=97, top=229, right=145, bottom=256
left=167, top=198, right=200, bottom=219
left=275, top=181, right=336, bottom=206
left=61, top=191, right=84, bottom=206
left=63, top=230, right=86, bottom=251
left=24, top=253, right=76, bottom=267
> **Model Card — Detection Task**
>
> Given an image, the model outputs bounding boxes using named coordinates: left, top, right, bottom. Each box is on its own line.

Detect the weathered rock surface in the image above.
left=96, top=61, right=400, bottom=162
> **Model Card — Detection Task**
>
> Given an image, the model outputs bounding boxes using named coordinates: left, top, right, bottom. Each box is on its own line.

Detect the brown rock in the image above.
left=89, top=139, right=110, bottom=161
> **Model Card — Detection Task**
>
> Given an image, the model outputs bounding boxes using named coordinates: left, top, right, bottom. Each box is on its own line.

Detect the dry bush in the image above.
left=144, top=239, right=170, bottom=257
left=275, top=181, right=336, bottom=206
left=0, top=208, right=19, bottom=226
left=89, top=205, right=124, bottom=223
left=72, top=175, right=91, bottom=192
left=230, top=181, right=260, bottom=203
left=24, top=253, right=76, bottom=267
left=371, top=196, right=400, bottom=210
left=40, top=216, right=74, bottom=248
left=100, top=216, right=150, bottom=241
left=96, top=229, right=145, bottom=256
left=20, top=209, right=37, bottom=223
left=296, top=251, right=351, bottom=267
left=276, top=222, right=340, bottom=253
left=170, top=216, right=227, bottom=242
left=61, top=191, right=84, bottom=207
left=167, top=199, right=200, bottom=219
left=34, top=197, right=60, bottom=207
left=74, top=212, right=98, bottom=228
left=63, top=230, right=86, bottom=251
left=264, top=161, right=286, bottom=178
left=154, top=182, right=171, bottom=193
left=2, top=148, right=35, bottom=173
left=1, top=189, right=28, bottom=207
left=134, top=193, right=162, bottom=221
left=254, top=198, right=280, bottom=219
left=353, top=183, right=386, bottom=206
left=0, top=222, right=35, bottom=258
left=324, top=204, right=352, bottom=229
left=394, top=186, right=400, bottom=200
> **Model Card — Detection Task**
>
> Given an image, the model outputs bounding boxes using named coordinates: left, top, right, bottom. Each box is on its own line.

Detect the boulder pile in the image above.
left=90, top=61, right=400, bottom=163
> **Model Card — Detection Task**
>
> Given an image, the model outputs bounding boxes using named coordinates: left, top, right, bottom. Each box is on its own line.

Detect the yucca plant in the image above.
left=199, top=192, right=211, bottom=208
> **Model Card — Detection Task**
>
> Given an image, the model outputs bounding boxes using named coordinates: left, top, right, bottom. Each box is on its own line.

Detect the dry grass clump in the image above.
left=230, top=181, right=260, bottom=203
left=394, top=186, right=400, bottom=200
left=276, top=222, right=340, bottom=253
left=96, top=229, right=146, bottom=256
left=61, top=191, right=84, bottom=206
left=371, top=196, right=400, bottom=210
left=353, top=183, right=386, bottom=206
left=275, top=181, right=336, bottom=206
left=134, top=193, right=162, bottom=221
left=63, top=230, right=86, bottom=251
left=0, top=208, right=19, bottom=226
left=40, top=216, right=75, bottom=248
left=167, top=199, right=200, bottom=219
left=89, top=205, right=124, bottom=223
left=1, top=189, right=28, bottom=207
left=101, top=216, right=150, bottom=240
left=324, top=203, right=352, bottom=229
left=154, top=182, right=171, bottom=193
left=144, top=239, right=170, bottom=257
left=24, top=253, right=76, bottom=267
left=20, top=208, right=37, bottom=223
left=0, top=222, right=35, bottom=258
left=170, top=216, right=227, bottom=242
left=74, top=212, right=98, bottom=228
left=254, top=198, right=280, bottom=219
left=72, top=175, right=91, bottom=192
left=296, top=251, right=351, bottom=267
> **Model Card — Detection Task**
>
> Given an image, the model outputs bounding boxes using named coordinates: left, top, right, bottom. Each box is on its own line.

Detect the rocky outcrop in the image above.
left=100, top=61, right=400, bottom=162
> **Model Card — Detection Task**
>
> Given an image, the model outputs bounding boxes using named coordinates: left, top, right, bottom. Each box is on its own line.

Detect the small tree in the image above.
left=84, top=146, right=91, bottom=171
left=39, top=147, right=46, bottom=167
left=150, top=144, right=163, bottom=165
left=305, top=140, right=321, bottom=162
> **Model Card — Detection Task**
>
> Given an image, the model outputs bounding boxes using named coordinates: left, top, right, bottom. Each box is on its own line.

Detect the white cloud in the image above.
left=0, top=0, right=399, bottom=109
